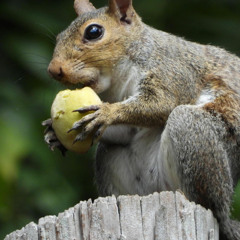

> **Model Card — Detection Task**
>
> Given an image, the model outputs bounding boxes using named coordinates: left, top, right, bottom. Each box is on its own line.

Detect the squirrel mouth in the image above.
left=84, top=78, right=98, bottom=88
left=64, top=80, right=98, bottom=91
left=60, top=76, right=98, bottom=90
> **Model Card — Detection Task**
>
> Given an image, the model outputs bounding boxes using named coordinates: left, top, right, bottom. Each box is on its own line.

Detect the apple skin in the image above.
left=51, top=87, right=102, bottom=154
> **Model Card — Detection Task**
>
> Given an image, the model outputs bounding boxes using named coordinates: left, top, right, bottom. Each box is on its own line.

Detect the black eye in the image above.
left=84, top=24, right=104, bottom=41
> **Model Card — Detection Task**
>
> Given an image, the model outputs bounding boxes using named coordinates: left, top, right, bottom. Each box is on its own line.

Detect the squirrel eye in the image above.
left=84, top=24, right=104, bottom=41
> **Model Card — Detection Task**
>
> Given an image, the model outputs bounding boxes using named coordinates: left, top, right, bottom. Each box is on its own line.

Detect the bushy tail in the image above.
left=220, top=219, right=240, bottom=240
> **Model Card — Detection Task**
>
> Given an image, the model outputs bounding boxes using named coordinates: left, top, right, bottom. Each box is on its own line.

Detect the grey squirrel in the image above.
left=43, top=0, right=240, bottom=239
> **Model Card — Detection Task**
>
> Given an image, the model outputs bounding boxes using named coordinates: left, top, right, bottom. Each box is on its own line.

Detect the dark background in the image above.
left=1, top=0, right=240, bottom=238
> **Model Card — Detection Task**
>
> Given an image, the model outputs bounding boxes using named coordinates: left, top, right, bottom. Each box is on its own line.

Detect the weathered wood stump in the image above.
left=4, top=191, right=219, bottom=240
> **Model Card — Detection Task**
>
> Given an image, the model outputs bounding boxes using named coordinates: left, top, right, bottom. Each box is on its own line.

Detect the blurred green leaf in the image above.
left=232, top=182, right=240, bottom=220
left=0, top=119, right=29, bottom=181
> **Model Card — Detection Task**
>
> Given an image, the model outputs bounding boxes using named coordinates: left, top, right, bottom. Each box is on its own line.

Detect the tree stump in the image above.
left=4, top=191, right=219, bottom=240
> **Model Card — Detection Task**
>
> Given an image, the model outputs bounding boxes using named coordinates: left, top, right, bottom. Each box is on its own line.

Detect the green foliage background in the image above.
left=1, top=0, right=240, bottom=238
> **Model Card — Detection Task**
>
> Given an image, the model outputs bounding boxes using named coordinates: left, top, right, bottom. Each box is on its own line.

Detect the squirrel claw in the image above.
left=93, top=125, right=106, bottom=144
left=44, top=130, right=58, bottom=144
left=42, top=118, right=67, bottom=156
left=73, top=105, right=100, bottom=113
left=74, top=123, right=104, bottom=144
left=72, top=103, right=111, bottom=142
left=69, top=112, right=97, bottom=132
left=73, top=131, right=86, bottom=143
left=58, top=145, right=67, bottom=156
left=45, top=133, right=67, bottom=156
left=42, top=118, right=52, bottom=127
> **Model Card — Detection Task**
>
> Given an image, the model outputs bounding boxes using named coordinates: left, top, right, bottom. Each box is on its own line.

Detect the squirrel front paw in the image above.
left=69, top=103, right=113, bottom=143
left=42, top=118, right=67, bottom=155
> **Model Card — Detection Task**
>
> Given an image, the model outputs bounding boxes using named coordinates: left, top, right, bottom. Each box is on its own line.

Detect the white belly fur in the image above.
left=101, top=125, right=180, bottom=195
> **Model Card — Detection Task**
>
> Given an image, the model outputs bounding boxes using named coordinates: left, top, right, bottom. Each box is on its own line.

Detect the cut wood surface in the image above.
left=4, top=191, right=219, bottom=240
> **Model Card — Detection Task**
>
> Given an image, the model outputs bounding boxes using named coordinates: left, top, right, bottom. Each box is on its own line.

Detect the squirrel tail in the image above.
left=220, top=219, right=240, bottom=240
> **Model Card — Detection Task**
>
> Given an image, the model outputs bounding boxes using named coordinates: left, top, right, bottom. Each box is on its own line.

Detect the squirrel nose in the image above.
left=48, top=60, right=64, bottom=80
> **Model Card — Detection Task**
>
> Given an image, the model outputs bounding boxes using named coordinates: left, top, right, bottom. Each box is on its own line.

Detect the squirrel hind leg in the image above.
left=166, top=105, right=237, bottom=239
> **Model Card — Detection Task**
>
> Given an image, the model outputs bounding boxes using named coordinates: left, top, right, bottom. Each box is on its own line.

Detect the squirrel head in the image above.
left=48, top=0, right=142, bottom=93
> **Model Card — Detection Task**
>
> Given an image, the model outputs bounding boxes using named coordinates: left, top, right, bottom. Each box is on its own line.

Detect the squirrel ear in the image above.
left=74, top=0, right=96, bottom=15
left=108, top=0, right=134, bottom=24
